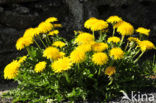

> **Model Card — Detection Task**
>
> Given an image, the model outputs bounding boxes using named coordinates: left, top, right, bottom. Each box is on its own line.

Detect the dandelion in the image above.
left=109, top=47, right=124, bottom=60
left=107, top=36, right=121, bottom=43
left=105, top=66, right=116, bottom=76
left=16, top=37, right=33, bottom=50
left=138, top=40, right=155, bottom=52
left=4, top=60, right=20, bottom=79
left=52, top=57, right=72, bottom=73
left=18, top=56, right=27, bottom=64
left=70, top=49, right=86, bottom=64
left=54, top=24, right=62, bottom=28
left=75, top=32, right=95, bottom=45
left=128, top=37, right=140, bottom=43
left=136, top=27, right=150, bottom=36
left=84, top=17, right=98, bottom=29
left=49, top=30, right=59, bottom=36
left=52, top=41, right=66, bottom=48
left=92, top=52, right=108, bottom=65
left=117, top=21, right=134, bottom=36
left=92, top=42, right=108, bottom=52
left=43, top=46, right=62, bottom=60
left=76, top=44, right=92, bottom=53
left=90, top=20, right=108, bottom=31
left=106, top=16, right=122, bottom=24
left=38, top=22, right=53, bottom=33
left=23, top=28, right=35, bottom=38
left=45, top=17, right=58, bottom=23
left=34, top=61, right=47, bottom=73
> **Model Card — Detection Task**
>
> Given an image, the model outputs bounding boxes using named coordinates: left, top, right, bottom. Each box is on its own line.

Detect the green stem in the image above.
left=93, top=31, right=95, bottom=37
left=39, top=35, right=46, bottom=48
left=64, top=72, right=70, bottom=84
left=124, top=42, right=129, bottom=50
left=47, top=35, right=51, bottom=44
left=132, top=49, right=141, bottom=58
left=119, top=35, right=125, bottom=46
left=113, top=28, right=115, bottom=36
left=98, top=68, right=101, bottom=76
left=26, top=47, right=31, bottom=57
left=34, top=38, right=41, bottom=50
left=134, top=51, right=145, bottom=63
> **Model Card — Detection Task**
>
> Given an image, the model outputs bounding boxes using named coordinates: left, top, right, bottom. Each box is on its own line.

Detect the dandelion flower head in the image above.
left=4, top=60, right=20, bottom=79
left=117, top=21, right=134, bottom=35
left=49, top=30, right=59, bottom=36
left=105, top=66, right=116, bottom=76
left=106, top=15, right=122, bottom=24
left=138, top=40, right=155, bottom=52
left=107, top=36, right=121, bottom=43
left=75, top=32, right=95, bottom=45
left=45, top=17, right=58, bottom=23
left=92, top=42, right=108, bottom=52
left=18, top=56, right=27, bottom=64
left=52, top=57, right=72, bottom=73
left=109, top=47, right=124, bottom=60
left=76, top=44, right=92, bottom=53
left=52, top=41, right=66, bottom=48
left=34, top=61, right=47, bottom=73
left=70, top=49, right=86, bottom=64
left=90, top=20, right=108, bottom=31
left=16, top=37, right=33, bottom=50
left=92, top=52, right=108, bottom=65
left=128, top=37, right=140, bottom=43
left=43, top=46, right=62, bottom=60
left=38, top=22, right=53, bottom=33
left=136, top=27, right=150, bottom=36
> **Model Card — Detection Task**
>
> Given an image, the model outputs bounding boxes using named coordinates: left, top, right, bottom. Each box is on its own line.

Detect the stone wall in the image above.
left=0, top=0, right=156, bottom=78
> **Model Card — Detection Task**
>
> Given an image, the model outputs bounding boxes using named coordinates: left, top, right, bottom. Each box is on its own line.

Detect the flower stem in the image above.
left=134, top=51, right=145, bottom=63
left=120, top=35, right=125, bottom=46
left=39, top=35, right=46, bottom=48
left=34, top=38, right=41, bottom=50
left=64, top=72, right=70, bottom=84
left=26, top=47, right=31, bottom=57
left=113, top=28, right=115, bottom=36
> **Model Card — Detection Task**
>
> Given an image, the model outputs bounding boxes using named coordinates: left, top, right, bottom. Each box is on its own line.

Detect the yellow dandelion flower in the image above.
left=136, top=27, right=150, bottom=36
left=138, top=40, right=155, bottom=52
left=84, top=17, right=98, bottom=29
left=16, top=37, right=33, bottom=50
left=92, top=52, right=108, bottom=65
left=43, top=46, right=61, bottom=60
left=49, top=30, right=59, bottom=36
left=128, top=37, right=140, bottom=43
left=59, top=52, right=65, bottom=58
left=117, top=21, right=134, bottom=35
left=113, top=21, right=123, bottom=29
left=70, top=49, right=86, bottom=64
left=23, top=28, right=36, bottom=38
left=38, top=22, right=53, bottom=33
left=54, top=24, right=62, bottom=28
left=4, top=60, right=20, bottom=79
left=45, top=17, right=58, bottom=23
left=109, top=47, right=124, bottom=60
left=34, top=61, right=47, bottom=73
left=76, top=44, right=92, bottom=53
left=75, top=32, right=95, bottom=45
left=18, top=56, right=27, bottom=64
left=92, top=42, right=108, bottom=52
left=105, top=66, right=116, bottom=76
left=52, top=57, right=72, bottom=73
left=90, top=20, right=108, bottom=31
left=106, top=15, right=123, bottom=24
left=52, top=41, right=66, bottom=48
left=107, top=36, right=121, bottom=43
